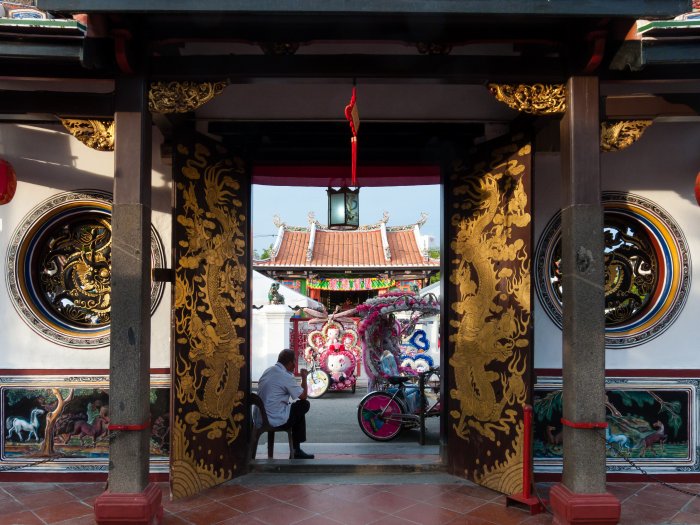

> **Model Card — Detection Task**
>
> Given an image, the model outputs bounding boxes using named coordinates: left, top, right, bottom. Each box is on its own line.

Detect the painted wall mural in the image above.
left=535, top=192, right=691, bottom=348
left=0, top=375, right=169, bottom=474
left=534, top=377, right=698, bottom=474
left=445, top=132, right=533, bottom=494
left=5, top=190, right=167, bottom=348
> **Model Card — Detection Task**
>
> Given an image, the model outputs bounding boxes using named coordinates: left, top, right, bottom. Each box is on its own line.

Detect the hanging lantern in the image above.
left=327, top=186, right=359, bottom=230
left=0, top=159, right=17, bottom=205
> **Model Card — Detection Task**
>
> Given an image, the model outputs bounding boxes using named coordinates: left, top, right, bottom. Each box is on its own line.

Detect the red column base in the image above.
left=550, top=483, right=620, bottom=525
left=94, top=482, right=163, bottom=525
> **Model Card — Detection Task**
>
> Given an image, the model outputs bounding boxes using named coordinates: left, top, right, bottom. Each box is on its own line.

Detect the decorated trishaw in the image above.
left=302, top=318, right=362, bottom=398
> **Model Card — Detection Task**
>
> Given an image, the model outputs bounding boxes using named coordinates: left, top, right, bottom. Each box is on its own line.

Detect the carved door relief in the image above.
left=445, top=132, right=533, bottom=494
left=170, top=131, right=251, bottom=499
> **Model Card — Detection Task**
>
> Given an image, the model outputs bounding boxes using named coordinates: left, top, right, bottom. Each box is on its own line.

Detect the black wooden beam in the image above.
left=605, top=94, right=700, bottom=118
left=38, top=0, right=690, bottom=18
left=0, top=90, right=114, bottom=117
left=152, top=54, right=568, bottom=83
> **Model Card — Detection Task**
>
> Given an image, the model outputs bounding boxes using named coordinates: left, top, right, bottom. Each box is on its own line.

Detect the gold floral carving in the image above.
left=171, top=141, right=247, bottom=499
left=449, top=138, right=531, bottom=494
left=488, top=83, right=566, bottom=115
left=149, top=81, right=228, bottom=114
left=600, top=120, right=652, bottom=152
left=61, top=119, right=115, bottom=151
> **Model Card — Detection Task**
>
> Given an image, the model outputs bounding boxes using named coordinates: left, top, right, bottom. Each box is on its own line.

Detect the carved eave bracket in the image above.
left=61, top=119, right=115, bottom=151
left=148, top=80, right=229, bottom=114
left=600, top=120, right=653, bottom=152
left=488, top=83, right=566, bottom=115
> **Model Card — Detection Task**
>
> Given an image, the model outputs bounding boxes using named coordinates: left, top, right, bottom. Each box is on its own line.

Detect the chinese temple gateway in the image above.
left=1, top=1, right=700, bottom=524
left=254, top=214, right=439, bottom=310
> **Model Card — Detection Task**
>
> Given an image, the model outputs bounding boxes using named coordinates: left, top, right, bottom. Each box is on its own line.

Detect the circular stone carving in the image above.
left=6, top=190, right=166, bottom=348
left=535, top=192, right=691, bottom=348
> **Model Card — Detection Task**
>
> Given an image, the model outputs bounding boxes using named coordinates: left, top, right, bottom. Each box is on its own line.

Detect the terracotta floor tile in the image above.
left=222, top=491, right=280, bottom=513
left=53, top=514, right=99, bottom=525
left=369, top=516, right=425, bottom=525
left=16, top=488, right=76, bottom=508
left=358, top=490, right=416, bottom=514
left=284, top=491, right=351, bottom=514
left=392, top=502, right=463, bottom=525
left=33, top=500, right=94, bottom=524
left=320, top=501, right=389, bottom=525
left=293, top=516, right=344, bottom=525
left=248, top=501, right=316, bottom=525
left=0, top=510, right=44, bottom=525
left=207, top=483, right=254, bottom=501
left=217, top=515, right=268, bottom=525
left=321, top=485, right=381, bottom=502
left=425, top=492, right=489, bottom=514
left=177, top=501, right=243, bottom=525
left=386, top=484, right=461, bottom=501
left=618, top=501, right=678, bottom=525
left=162, top=513, right=195, bottom=525
left=0, top=499, right=26, bottom=515
left=163, top=492, right=215, bottom=514
left=63, top=483, right=108, bottom=500
left=670, top=511, right=700, bottom=524
left=463, top=502, right=532, bottom=525
left=2, top=483, right=59, bottom=496
left=444, top=515, right=494, bottom=525
left=256, top=484, right=321, bottom=502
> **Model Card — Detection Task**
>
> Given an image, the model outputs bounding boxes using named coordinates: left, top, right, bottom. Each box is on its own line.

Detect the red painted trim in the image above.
left=561, top=418, right=607, bottom=429
left=0, top=369, right=170, bottom=375
left=0, top=472, right=168, bottom=482
left=536, top=472, right=700, bottom=483
left=536, top=369, right=700, bottom=378
left=252, top=164, right=441, bottom=187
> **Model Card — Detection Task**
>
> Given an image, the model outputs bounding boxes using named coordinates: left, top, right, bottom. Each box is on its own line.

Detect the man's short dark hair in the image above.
left=277, top=349, right=295, bottom=366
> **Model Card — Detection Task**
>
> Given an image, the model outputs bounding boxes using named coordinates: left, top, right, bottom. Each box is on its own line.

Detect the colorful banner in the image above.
left=306, top=277, right=395, bottom=291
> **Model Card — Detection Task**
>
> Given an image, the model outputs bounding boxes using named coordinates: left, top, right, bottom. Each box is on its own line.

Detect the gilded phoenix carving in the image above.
left=600, top=120, right=653, bottom=152
left=61, top=119, right=115, bottom=151
left=149, top=81, right=228, bottom=114
left=488, top=83, right=566, bottom=115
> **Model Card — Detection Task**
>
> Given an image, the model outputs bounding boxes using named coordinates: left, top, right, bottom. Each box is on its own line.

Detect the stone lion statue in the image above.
left=268, top=282, right=285, bottom=305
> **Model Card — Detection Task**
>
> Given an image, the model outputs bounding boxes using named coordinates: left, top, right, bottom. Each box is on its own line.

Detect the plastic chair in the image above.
left=249, top=393, right=294, bottom=459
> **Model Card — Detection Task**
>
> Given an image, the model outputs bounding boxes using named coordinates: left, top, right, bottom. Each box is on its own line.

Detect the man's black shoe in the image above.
left=293, top=449, right=315, bottom=459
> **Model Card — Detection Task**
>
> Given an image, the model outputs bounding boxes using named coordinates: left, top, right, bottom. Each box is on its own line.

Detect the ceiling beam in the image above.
left=37, top=0, right=689, bottom=17
left=0, top=90, right=114, bottom=117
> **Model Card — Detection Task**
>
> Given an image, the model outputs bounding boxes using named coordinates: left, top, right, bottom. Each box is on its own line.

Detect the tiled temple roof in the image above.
left=254, top=213, right=439, bottom=269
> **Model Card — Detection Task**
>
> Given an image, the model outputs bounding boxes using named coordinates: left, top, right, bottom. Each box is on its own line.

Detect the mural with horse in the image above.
left=1, top=381, right=171, bottom=467
left=533, top=378, right=695, bottom=474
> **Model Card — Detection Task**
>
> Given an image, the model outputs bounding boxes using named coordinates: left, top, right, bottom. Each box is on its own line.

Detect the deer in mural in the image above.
left=638, top=421, right=667, bottom=457
left=6, top=408, right=45, bottom=442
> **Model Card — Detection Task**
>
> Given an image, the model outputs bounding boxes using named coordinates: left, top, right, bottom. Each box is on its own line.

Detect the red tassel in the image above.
left=345, top=87, right=359, bottom=187
left=351, top=137, right=357, bottom=187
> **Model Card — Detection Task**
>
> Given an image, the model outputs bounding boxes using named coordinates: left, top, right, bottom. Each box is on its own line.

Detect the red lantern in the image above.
left=696, top=171, right=700, bottom=207
left=0, top=159, right=17, bottom=205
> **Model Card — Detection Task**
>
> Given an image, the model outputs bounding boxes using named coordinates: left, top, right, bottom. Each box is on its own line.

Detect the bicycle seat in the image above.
left=387, top=375, right=414, bottom=385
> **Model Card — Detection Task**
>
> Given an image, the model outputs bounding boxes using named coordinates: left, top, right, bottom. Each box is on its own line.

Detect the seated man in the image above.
left=257, top=349, right=314, bottom=459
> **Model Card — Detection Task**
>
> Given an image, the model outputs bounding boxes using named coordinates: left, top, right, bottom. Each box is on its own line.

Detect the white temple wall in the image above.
left=0, top=123, right=172, bottom=370
left=534, top=120, right=700, bottom=370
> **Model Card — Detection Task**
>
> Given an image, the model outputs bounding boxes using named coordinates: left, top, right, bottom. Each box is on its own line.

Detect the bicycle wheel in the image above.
left=357, top=392, right=405, bottom=441
left=307, top=369, right=330, bottom=398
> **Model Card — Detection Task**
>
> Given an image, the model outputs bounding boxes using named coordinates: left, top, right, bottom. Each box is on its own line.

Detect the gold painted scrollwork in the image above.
left=488, top=83, right=566, bottom=115
left=149, top=81, right=229, bottom=114
left=61, top=119, right=115, bottom=151
left=600, top=120, right=652, bottom=152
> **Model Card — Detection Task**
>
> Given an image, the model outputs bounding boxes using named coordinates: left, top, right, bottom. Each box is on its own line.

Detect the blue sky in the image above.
left=252, top=185, right=441, bottom=252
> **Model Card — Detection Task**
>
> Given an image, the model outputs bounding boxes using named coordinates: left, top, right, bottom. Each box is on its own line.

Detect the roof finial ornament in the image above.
left=417, top=212, right=428, bottom=227
left=273, top=214, right=283, bottom=228
left=307, top=211, right=316, bottom=225
left=381, top=211, right=390, bottom=224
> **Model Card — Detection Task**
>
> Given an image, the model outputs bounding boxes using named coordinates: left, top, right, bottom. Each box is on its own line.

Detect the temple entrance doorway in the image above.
left=249, top=178, right=443, bottom=465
